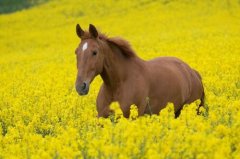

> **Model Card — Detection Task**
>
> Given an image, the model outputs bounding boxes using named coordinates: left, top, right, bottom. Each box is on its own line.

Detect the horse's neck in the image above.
left=100, top=44, right=133, bottom=90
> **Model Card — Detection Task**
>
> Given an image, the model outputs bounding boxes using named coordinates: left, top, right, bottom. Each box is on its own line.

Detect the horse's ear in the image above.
left=76, top=24, right=84, bottom=38
left=89, top=24, right=98, bottom=38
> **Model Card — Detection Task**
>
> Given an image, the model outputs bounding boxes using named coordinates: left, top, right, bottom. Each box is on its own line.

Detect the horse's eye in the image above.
left=92, top=51, right=97, bottom=56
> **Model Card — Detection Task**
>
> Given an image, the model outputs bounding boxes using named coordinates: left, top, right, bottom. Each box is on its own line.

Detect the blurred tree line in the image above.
left=0, top=0, right=48, bottom=14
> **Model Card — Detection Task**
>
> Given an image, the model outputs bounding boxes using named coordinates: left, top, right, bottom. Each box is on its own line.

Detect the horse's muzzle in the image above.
left=76, top=82, right=89, bottom=96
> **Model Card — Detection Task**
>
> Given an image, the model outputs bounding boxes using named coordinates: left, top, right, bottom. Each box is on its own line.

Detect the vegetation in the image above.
left=0, top=0, right=240, bottom=158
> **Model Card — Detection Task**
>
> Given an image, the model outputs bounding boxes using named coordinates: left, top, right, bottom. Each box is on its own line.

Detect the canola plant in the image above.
left=0, top=0, right=240, bottom=158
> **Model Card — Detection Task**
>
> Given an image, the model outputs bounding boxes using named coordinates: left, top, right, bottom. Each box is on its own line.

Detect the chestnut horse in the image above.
left=75, top=24, right=204, bottom=118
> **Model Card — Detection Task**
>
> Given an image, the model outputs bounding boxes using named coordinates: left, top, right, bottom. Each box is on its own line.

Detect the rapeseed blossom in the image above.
left=0, top=0, right=240, bottom=158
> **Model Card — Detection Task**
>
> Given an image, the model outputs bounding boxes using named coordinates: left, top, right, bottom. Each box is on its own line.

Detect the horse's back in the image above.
left=146, top=56, right=204, bottom=113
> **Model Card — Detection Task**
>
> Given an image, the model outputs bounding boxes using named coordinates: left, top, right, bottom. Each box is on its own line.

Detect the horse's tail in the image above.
left=193, top=69, right=205, bottom=114
left=193, top=70, right=205, bottom=106
left=200, top=90, right=205, bottom=106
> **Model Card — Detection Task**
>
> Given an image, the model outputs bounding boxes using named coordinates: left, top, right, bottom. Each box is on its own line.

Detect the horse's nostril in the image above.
left=82, top=82, right=87, bottom=90
left=76, top=82, right=89, bottom=95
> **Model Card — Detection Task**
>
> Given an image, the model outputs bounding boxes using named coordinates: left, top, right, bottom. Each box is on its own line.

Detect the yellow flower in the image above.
left=1, top=0, right=240, bottom=158
left=129, top=105, right=138, bottom=120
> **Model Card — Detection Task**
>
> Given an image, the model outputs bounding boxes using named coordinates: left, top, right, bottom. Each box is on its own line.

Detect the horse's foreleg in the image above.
left=117, top=99, right=130, bottom=118
left=96, top=85, right=112, bottom=118
left=137, top=98, right=148, bottom=116
left=118, top=90, right=148, bottom=118
left=119, top=99, right=146, bottom=118
left=119, top=104, right=130, bottom=118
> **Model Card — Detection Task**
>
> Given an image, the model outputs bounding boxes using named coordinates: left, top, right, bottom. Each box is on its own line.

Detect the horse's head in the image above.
left=75, top=24, right=104, bottom=96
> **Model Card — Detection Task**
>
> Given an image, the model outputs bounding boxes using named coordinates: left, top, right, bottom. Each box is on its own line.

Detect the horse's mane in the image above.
left=104, top=36, right=136, bottom=58
left=81, top=31, right=136, bottom=58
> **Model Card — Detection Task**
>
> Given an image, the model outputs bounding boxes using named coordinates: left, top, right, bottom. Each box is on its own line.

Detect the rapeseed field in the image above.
left=0, top=0, right=240, bottom=158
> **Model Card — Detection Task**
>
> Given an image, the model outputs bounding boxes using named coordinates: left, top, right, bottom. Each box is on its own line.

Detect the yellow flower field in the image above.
left=0, top=0, right=240, bottom=158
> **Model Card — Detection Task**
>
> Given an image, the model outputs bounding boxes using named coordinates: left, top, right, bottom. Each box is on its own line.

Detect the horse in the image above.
left=74, top=24, right=205, bottom=118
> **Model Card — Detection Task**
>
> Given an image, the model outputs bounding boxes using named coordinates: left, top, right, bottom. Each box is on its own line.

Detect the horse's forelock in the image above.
left=80, top=31, right=91, bottom=40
